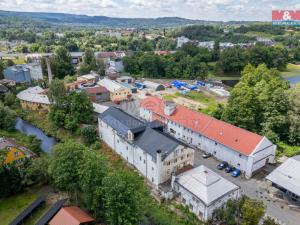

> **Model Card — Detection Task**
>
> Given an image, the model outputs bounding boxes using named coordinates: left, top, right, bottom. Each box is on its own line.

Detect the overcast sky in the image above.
left=0, top=0, right=299, bottom=21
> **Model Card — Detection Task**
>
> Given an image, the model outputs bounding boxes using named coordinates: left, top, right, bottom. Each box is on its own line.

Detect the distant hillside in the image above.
left=0, top=10, right=218, bottom=28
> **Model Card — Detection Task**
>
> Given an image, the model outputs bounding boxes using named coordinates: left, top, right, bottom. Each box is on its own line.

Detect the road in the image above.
left=194, top=150, right=300, bottom=225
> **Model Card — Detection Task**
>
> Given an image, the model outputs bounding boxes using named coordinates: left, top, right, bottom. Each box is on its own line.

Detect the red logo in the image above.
left=272, top=10, right=300, bottom=21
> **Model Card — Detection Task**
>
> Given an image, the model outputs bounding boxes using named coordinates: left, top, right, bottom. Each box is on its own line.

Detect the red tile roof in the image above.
left=83, top=85, right=109, bottom=94
left=140, top=97, right=264, bottom=156
left=49, top=206, right=95, bottom=225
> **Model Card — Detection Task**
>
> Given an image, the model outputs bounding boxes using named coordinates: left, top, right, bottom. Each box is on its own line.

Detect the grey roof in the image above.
left=100, top=107, right=184, bottom=160
left=100, top=107, right=145, bottom=137
left=134, top=127, right=181, bottom=160
left=266, top=156, right=300, bottom=197
left=176, top=165, right=239, bottom=206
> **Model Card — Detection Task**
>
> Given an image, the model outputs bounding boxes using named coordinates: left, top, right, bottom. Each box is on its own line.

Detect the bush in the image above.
left=81, top=126, right=97, bottom=145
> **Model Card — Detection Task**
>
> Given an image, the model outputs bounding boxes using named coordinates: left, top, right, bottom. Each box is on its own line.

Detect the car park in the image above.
left=225, top=165, right=235, bottom=173
left=217, top=161, right=228, bottom=170
left=231, top=169, right=241, bottom=177
left=202, top=153, right=212, bottom=159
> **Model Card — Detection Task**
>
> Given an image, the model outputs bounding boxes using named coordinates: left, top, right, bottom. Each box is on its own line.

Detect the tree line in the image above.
left=213, top=64, right=300, bottom=147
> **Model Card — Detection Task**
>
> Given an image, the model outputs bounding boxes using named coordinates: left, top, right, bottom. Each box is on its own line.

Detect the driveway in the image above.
left=194, top=150, right=300, bottom=225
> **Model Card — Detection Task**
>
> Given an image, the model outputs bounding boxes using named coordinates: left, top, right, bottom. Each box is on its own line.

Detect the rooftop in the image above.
left=16, top=86, right=50, bottom=105
left=49, top=206, right=95, bottom=225
left=141, top=97, right=265, bottom=156
left=98, top=78, right=125, bottom=92
left=266, top=156, right=300, bottom=197
left=175, top=165, right=239, bottom=205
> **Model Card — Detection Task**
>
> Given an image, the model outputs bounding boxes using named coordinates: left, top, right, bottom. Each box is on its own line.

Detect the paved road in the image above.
left=194, top=150, right=300, bottom=225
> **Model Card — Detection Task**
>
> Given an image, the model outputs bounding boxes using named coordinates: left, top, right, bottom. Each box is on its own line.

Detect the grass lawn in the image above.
left=281, top=63, right=300, bottom=78
left=0, top=190, right=38, bottom=225
left=163, top=91, right=223, bottom=115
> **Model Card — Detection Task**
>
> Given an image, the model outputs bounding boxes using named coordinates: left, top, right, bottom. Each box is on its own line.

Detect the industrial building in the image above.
left=143, top=80, right=165, bottom=91
left=266, top=156, right=300, bottom=202
left=140, top=97, right=276, bottom=178
left=98, top=78, right=131, bottom=102
left=98, top=107, right=194, bottom=187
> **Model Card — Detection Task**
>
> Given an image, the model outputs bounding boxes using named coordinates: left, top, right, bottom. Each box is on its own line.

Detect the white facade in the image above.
left=140, top=106, right=276, bottom=178
left=172, top=166, right=240, bottom=221
left=98, top=116, right=194, bottom=187
left=177, top=36, right=190, bottom=48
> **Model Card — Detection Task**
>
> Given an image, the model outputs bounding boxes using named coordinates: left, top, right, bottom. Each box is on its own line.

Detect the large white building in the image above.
left=172, top=165, right=240, bottom=221
left=98, top=107, right=194, bottom=187
left=140, top=97, right=276, bottom=178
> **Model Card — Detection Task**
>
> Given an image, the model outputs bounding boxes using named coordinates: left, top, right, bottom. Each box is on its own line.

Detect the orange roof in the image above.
left=49, top=206, right=95, bottom=225
left=140, top=97, right=263, bottom=156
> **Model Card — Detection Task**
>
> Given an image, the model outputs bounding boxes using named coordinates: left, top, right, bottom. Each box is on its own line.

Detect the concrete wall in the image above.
left=110, top=88, right=131, bottom=102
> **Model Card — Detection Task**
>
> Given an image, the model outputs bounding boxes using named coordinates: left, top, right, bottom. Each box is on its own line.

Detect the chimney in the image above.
left=45, top=57, right=53, bottom=84
left=164, top=101, right=176, bottom=116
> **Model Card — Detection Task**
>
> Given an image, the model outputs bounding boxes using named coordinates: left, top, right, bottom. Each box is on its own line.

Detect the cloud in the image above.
left=0, top=0, right=299, bottom=21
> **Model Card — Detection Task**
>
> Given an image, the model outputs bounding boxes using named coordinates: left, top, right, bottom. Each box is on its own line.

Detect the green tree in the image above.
left=0, top=163, right=23, bottom=197
left=288, top=83, right=300, bottom=145
left=47, top=78, right=67, bottom=105
left=81, top=126, right=98, bottom=145
left=79, top=151, right=108, bottom=218
left=4, top=91, right=16, bottom=107
left=0, top=103, right=16, bottom=131
left=48, top=141, right=87, bottom=198
left=262, top=217, right=281, bottom=225
left=51, top=46, right=74, bottom=79
left=0, top=60, right=5, bottom=79
left=219, top=47, right=246, bottom=74
left=241, top=198, right=265, bottom=225
left=102, top=170, right=144, bottom=225
left=23, top=156, right=50, bottom=186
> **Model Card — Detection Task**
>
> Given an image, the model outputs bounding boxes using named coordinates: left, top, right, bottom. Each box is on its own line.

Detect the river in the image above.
left=15, top=117, right=57, bottom=153
left=285, top=75, right=300, bottom=85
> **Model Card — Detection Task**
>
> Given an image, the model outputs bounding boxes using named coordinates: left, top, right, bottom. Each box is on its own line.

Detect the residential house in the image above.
left=49, top=206, right=95, bottom=225
left=98, top=107, right=194, bottom=187
left=172, top=165, right=240, bottom=221
left=177, top=36, right=190, bottom=48
left=140, top=97, right=276, bottom=178
left=0, top=138, right=36, bottom=164
left=266, top=155, right=300, bottom=202
left=17, top=86, right=51, bottom=112
left=98, top=78, right=131, bottom=102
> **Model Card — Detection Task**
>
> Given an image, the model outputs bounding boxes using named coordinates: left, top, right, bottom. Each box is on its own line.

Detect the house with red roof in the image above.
left=140, top=97, right=276, bottom=178
left=49, top=206, right=95, bottom=225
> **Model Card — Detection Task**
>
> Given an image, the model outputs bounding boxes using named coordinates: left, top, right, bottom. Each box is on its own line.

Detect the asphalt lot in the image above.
left=194, top=150, right=300, bottom=225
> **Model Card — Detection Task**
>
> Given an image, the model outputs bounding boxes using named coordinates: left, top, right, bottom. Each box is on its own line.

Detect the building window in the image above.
left=215, top=142, right=218, bottom=145
left=167, top=161, right=171, bottom=166
left=181, top=156, right=184, bottom=160
left=174, top=158, right=178, bottom=163
left=117, top=139, right=119, bottom=143
left=237, top=163, right=240, bottom=167
left=187, top=154, right=190, bottom=158
left=140, top=156, right=142, bottom=161
left=189, top=204, right=193, bottom=210
left=152, top=177, right=154, bottom=182
left=239, top=153, right=242, bottom=157
left=182, top=198, right=186, bottom=204
left=144, top=160, right=146, bottom=164
left=152, top=167, right=154, bottom=171
left=170, top=128, right=176, bottom=134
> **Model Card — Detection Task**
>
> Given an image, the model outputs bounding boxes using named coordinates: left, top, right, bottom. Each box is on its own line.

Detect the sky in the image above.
left=0, top=0, right=300, bottom=21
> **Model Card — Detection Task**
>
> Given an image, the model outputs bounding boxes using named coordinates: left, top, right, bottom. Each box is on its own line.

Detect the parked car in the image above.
left=225, top=165, right=235, bottom=173
left=231, top=169, right=241, bottom=177
left=217, top=161, right=228, bottom=170
left=202, top=153, right=212, bottom=159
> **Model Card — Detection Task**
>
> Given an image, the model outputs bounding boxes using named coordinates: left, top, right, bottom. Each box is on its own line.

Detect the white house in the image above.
left=98, top=107, right=194, bottom=187
left=140, top=97, right=276, bottom=178
left=172, top=165, right=240, bottom=221
left=177, top=36, right=190, bottom=48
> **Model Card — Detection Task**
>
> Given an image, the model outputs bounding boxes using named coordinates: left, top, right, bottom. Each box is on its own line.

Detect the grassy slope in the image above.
left=281, top=63, right=300, bottom=78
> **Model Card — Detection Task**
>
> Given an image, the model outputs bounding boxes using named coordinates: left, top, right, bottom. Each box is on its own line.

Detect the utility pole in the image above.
left=45, top=57, right=52, bottom=84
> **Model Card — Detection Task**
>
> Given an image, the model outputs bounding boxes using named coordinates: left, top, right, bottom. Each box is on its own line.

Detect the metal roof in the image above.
left=9, top=196, right=46, bottom=225
left=16, top=86, right=50, bottom=105
left=266, top=156, right=300, bottom=197
left=175, top=165, right=239, bottom=205
left=98, top=78, right=125, bottom=92
left=100, top=107, right=145, bottom=137
left=35, top=199, right=66, bottom=225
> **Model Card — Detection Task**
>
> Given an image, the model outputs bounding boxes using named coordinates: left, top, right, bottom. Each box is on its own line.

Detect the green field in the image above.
left=281, top=63, right=300, bottom=78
